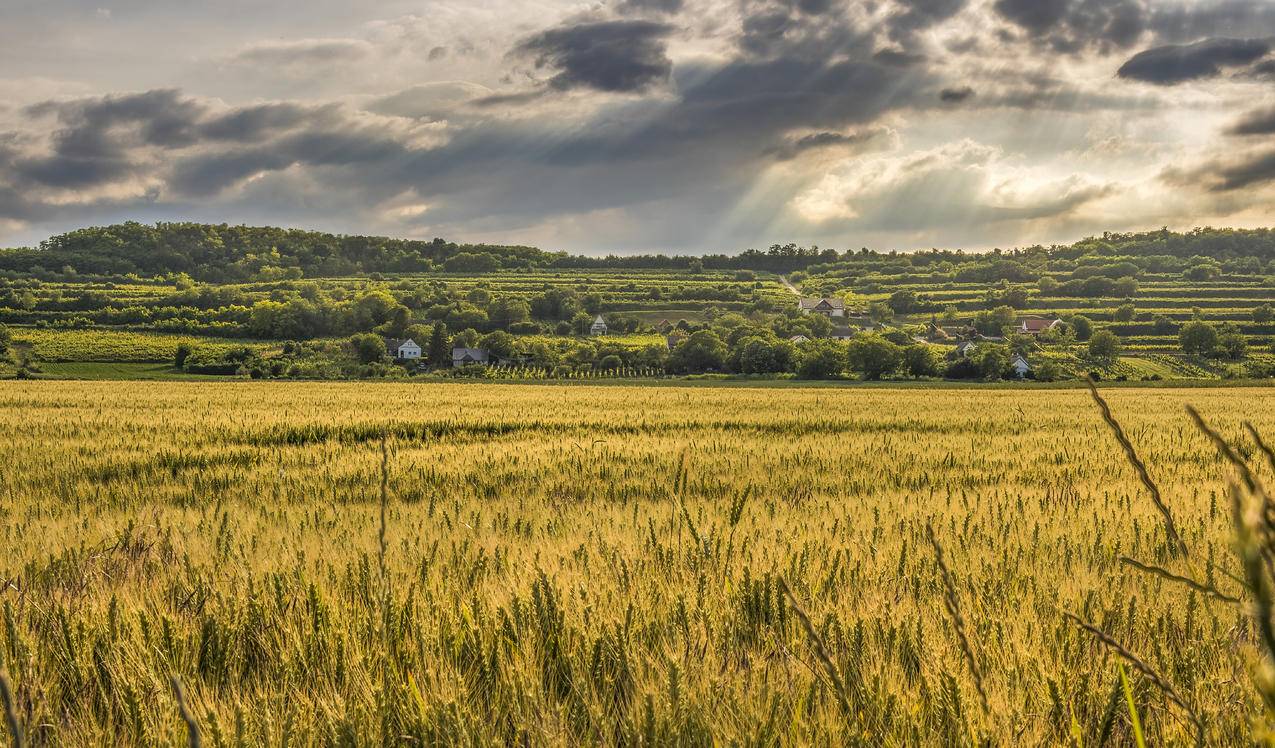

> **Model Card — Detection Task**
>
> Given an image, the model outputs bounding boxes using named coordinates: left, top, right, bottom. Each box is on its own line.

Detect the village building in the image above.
left=798, top=297, right=846, bottom=317
left=830, top=327, right=855, bottom=340
left=385, top=338, right=421, bottom=359
left=665, top=332, right=685, bottom=351
left=788, top=334, right=809, bottom=343
left=451, top=347, right=490, bottom=367
left=1010, top=355, right=1032, bottom=378
left=1017, top=318, right=1063, bottom=335
left=590, top=315, right=608, bottom=336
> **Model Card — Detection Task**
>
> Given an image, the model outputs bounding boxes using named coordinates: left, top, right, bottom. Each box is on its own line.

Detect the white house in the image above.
left=798, top=297, right=846, bottom=317
left=385, top=338, right=421, bottom=359
left=788, top=334, right=809, bottom=343
left=1010, top=355, right=1031, bottom=378
left=590, top=315, right=608, bottom=336
left=452, top=347, right=490, bottom=367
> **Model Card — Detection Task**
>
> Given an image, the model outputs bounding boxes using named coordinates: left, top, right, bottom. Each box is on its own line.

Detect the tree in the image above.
left=0, top=324, right=9, bottom=355
left=1113, top=303, right=1136, bottom=322
left=846, top=335, right=903, bottom=380
left=796, top=340, right=845, bottom=379
left=488, top=297, right=531, bottom=328
left=867, top=301, right=894, bottom=322
left=1179, top=321, right=1218, bottom=355
left=1153, top=315, right=1176, bottom=335
left=887, top=290, right=918, bottom=315
left=1254, top=304, right=1274, bottom=324
left=1088, top=330, right=1121, bottom=359
left=1034, top=359, right=1064, bottom=382
left=1069, top=314, right=1093, bottom=341
left=350, top=333, right=385, bottom=364
left=443, top=252, right=499, bottom=272
left=971, top=344, right=1010, bottom=380
left=734, top=336, right=795, bottom=374
left=479, top=331, right=517, bottom=359
left=427, top=323, right=450, bottom=366
left=1217, top=325, right=1248, bottom=360
left=973, top=305, right=1016, bottom=336
left=173, top=342, right=193, bottom=368
left=668, top=331, right=728, bottom=373
left=902, top=344, right=940, bottom=378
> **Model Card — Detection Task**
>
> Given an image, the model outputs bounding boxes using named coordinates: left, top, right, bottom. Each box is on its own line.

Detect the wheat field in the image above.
left=1, top=381, right=1273, bottom=745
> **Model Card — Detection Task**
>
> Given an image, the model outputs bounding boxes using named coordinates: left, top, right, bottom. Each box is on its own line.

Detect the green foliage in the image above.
left=350, top=333, right=386, bottom=364
left=1070, top=315, right=1094, bottom=342
left=668, top=331, right=728, bottom=373
left=796, top=339, right=845, bottom=379
left=1179, top=321, right=1218, bottom=355
left=1088, top=330, right=1122, bottom=359
left=846, top=335, right=902, bottom=380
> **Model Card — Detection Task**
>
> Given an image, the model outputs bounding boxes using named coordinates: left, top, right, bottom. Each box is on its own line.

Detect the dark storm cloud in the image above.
left=1211, top=150, right=1275, bottom=191
left=1228, top=106, right=1275, bottom=135
left=738, top=0, right=853, bottom=59
left=28, top=89, right=207, bottom=149
left=1250, top=59, right=1275, bottom=78
left=939, top=86, right=975, bottom=102
left=6, top=89, right=418, bottom=202
left=994, top=0, right=1146, bottom=53
left=512, top=20, right=675, bottom=93
left=14, top=90, right=206, bottom=189
left=1148, top=1, right=1275, bottom=43
left=765, top=129, right=885, bottom=160
left=887, top=0, right=967, bottom=43
left=615, top=0, right=684, bottom=15
left=1116, top=37, right=1271, bottom=85
left=197, top=103, right=328, bottom=142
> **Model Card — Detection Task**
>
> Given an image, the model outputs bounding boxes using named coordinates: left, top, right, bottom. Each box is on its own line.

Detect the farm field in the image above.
left=2, top=382, right=1274, bottom=744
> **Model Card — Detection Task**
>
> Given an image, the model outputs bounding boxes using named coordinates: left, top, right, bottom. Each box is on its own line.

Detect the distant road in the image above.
left=779, top=275, right=800, bottom=295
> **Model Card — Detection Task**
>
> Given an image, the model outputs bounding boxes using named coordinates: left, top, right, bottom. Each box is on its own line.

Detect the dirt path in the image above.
left=779, top=275, right=801, bottom=295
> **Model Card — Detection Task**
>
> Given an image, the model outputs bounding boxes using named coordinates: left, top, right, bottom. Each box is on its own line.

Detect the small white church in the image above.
left=590, top=315, right=608, bottom=336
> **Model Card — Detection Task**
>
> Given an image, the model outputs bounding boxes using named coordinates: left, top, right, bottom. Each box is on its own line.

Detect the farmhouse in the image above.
left=590, top=315, right=608, bottom=336
left=1018, top=318, right=1062, bottom=335
left=953, top=340, right=978, bottom=357
left=798, top=297, right=845, bottom=317
left=451, top=347, right=490, bottom=367
left=830, top=327, right=855, bottom=340
left=788, top=334, right=809, bottom=343
left=385, top=338, right=421, bottom=359
left=1010, top=355, right=1032, bottom=377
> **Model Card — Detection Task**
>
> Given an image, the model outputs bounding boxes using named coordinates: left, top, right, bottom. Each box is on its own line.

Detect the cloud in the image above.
left=939, top=86, right=975, bottom=102
left=887, top=0, right=968, bottom=43
left=1117, top=37, right=1271, bottom=84
left=368, top=82, right=494, bottom=119
left=1228, top=106, right=1275, bottom=135
left=791, top=140, right=1116, bottom=232
left=1204, top=150, right=1275, bottom=191
left=993, top=0, right=1146, bottom=53
left=765, top=128, right=889, bottom=160
left=512, top=20, right=675, bottom=93
left=197, top=103, right=331, bottom=142
left=230, top=38, right=373, bottom=67
left=615, top=0, right=684, bottom=15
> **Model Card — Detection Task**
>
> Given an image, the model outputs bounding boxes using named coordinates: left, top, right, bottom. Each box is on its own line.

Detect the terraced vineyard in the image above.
left=2, top=382, right=1274, bottom=744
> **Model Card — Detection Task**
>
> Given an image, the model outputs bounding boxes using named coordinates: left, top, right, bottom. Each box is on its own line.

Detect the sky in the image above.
left=2, top=0, right=1275, bottom=255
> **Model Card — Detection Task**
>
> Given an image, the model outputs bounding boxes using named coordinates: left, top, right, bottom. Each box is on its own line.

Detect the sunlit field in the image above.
left=2, top=382, right=1274, bottom=744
